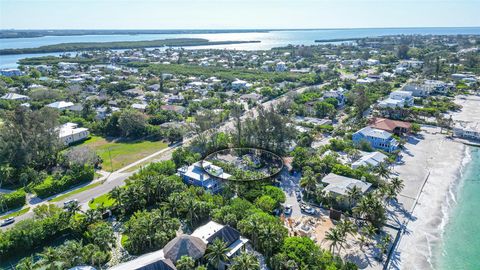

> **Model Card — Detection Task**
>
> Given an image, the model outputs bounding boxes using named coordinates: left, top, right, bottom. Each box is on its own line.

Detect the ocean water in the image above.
left=1, top=27, right=480, bottom=68
left=436, top=147, right=480, bottom=269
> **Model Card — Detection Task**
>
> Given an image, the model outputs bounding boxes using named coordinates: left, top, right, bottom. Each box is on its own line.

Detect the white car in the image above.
left=0, top=217, right=15, bottom=227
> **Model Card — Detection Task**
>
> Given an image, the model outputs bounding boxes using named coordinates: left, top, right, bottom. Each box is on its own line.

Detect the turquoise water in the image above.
left=437, top=147, right=480, bottom=269
left=1, top=27, right=480, bottom=68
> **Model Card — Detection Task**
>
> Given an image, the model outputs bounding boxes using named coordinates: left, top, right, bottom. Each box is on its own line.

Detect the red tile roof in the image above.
left=369, top=117, right=412, bottom=132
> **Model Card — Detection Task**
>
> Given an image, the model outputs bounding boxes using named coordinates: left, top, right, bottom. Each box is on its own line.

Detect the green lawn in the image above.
left=0, top=207, right=30, bottom=220
left=50, top=182, right=103, bottom=202
left=89, top=193, right=116, bottom=210
left=78, top=136, right=168, bottom=172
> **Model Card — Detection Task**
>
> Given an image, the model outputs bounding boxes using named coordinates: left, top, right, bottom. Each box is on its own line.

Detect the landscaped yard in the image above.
left=77, top=136, right=168, bottom=172
left=89, top=194, right=116, bottom=210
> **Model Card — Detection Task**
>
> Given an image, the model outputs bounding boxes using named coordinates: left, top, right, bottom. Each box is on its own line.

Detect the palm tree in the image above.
left=324, top=227, right=346, bottom=255
left=390, top=177, right=405, bottom=196
left=38, top=247, right=59, bottom=269
left=300, top=167, right=317, bottom=197
left=176, top=255, right=196, bottom=270
left=374, top=163, right=390, bottom=180
left=204, top=239, right=230, bottom=269
left=337, top=219, right=356, bottom=237
left=15, top=256, right=37, bottom=270
left=346, top=186, right=362, bottom=209
left=230, top=252, right=260, bottom=270
left=185, top=198, right=200, bottom=228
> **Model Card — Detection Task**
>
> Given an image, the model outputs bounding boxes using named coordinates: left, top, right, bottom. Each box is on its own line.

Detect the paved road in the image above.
left=1, top=83, right=328, bottom=230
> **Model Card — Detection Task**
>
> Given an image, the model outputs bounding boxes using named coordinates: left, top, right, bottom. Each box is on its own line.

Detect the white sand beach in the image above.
left=389, top=95, right=480, bottom=269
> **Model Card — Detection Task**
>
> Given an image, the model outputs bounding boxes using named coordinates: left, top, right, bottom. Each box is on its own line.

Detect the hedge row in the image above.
left=0, top=189, right=26, bottom=213
left=32, top=165, right=95, bottom=198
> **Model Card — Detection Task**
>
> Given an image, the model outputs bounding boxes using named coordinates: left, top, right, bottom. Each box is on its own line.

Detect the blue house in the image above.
left=177, top=161, right=231, bottom=193
left=352, top=126, right=399, bottom=153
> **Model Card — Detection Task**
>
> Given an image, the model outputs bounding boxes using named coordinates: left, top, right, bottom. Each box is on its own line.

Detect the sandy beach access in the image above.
left=389, top=95, right=480, bottom=269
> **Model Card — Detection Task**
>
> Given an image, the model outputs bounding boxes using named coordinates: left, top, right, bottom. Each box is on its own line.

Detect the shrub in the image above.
left=32, top=165, right=95, bottom=198
left=0, top=189, right=26, bottom=213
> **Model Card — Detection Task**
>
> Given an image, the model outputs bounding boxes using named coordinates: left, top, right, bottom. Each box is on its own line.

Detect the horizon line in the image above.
left=2, top=26, right=480, bottom=31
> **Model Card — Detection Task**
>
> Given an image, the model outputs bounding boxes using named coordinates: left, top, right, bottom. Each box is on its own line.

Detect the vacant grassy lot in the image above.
left=78, top=136, right=168, bottom=172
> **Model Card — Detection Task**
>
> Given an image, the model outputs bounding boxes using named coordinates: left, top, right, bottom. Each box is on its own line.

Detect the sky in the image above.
left=0, top=0, right=479, bottom=30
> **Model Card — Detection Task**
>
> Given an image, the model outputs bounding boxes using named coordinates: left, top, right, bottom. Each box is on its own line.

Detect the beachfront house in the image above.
left=321, top=173, right=372, bottom=197
left=352, top=126, right=399, bottom=153
left=402, top=83, right=433, bottom=97
left=58, top=122, right=89, bottom=145
left=177, top=161, right=231, bottom=193
left=192, top=221, right=250, bottom=270
left=378, top=90, right=414, bottom=108
left=369, top=117, right=412, bottom=136
left=453, top=121, right=480, bottom=141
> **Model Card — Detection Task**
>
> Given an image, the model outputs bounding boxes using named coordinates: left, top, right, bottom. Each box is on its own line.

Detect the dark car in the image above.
left=0, top=217, right=15, bottom=227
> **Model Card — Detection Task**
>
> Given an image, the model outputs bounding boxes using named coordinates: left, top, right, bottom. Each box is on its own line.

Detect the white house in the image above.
left=453, top=121, right=480, bottom=141
left=351, top=151, right=388, bottom=169
left=231, top=79, right=249, bottom=91
left=321, top=173, right=372, bottom=197
left=47, top=101, right=75, bottom=110
left=402, top=84, right=433, bottom=97
left=378, top=90, right=414, bottom=108
left=192, top=221, right=249, bottom=270
left=58, top=123, right=89, bottom=145
left=1, top=93, right=29, bottom=101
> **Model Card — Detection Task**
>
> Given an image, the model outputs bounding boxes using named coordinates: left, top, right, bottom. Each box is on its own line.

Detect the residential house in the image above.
left=275, top=61, right=287, bottom=72
left=131, top=103, right=148, bottom=111
left=47, top=101, right=75, bottom=110
left=453, top=121, right=480, bottom=141
left=109, top=249, right=176, bottom=270
left=161, top=105, right=186, bottom=114
left=58, top=123, right=89, bottom=145
left=321, top=173, right=372, bottom=197
left=294, top=116, right=332, bottom=126
left=402, top=84, right=432, bottom=97
left=323, top=88, right=346, bottom=107
left=177, top=161, right=230, bottom=193
left=369, top=117, right=412, bottom=136
left=231, top=79, right=249, bottom=91
left=1, top=93, right=29, bottom=101
left=0, top=68, right=22, bottom=77
left=351, top=151, right=388, bottom=169
left=378, top=91, right=414, bottom=108
left=352, top=126, right=399, bottom=153
left=192, top=221, right=249, bottom=270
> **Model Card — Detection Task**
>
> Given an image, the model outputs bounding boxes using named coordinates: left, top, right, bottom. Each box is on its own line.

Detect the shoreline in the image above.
left=390, top=95, right=480, bottom=269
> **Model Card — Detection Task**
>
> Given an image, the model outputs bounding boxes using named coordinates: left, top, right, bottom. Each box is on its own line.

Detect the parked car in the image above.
left=300, top=204, right=316, bottom=215
left=0, top=217, right=15, bottom=227
left=284, top=204, right=292, bottom=216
